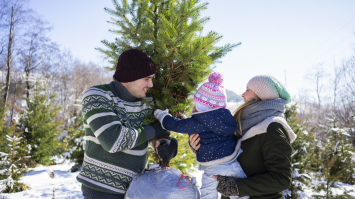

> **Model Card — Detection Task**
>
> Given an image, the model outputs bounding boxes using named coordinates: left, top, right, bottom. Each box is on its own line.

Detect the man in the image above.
left=77, top=49, right=178, bottom=199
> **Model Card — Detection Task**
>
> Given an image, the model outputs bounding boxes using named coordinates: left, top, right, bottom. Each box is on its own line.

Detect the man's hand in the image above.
left=155, top=138, right=178, bottom=162
left=150, top=122, right=170, bottom=138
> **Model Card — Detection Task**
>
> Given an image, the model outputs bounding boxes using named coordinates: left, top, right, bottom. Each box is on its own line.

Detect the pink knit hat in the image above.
left=194, top=72, right=227, bottom=112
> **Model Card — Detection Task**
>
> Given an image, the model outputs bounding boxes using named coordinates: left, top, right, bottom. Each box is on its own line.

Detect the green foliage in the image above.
left=0, top=106, right=10, bottom=153
left=169, top=132, right=198, bottom=175
left=20, top=81, right=61, bottom=166
left=99, top=0, right=238, bottom=116
left=61, top=110, right=85, bottom=166
left=0, top=121, right=29, bottom=193
left=310, top=113, right=355, bottom=198
left=99, top=0, right=238, bottom=169
left=284, top=104, right=313, bottom=198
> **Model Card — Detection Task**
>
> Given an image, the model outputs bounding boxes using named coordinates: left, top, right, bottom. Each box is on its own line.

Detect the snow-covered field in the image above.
left=0, top=161, right=83, bottom=199
left=0, top=160, right=203, bottom=199
left=1, top=161, right=355, bottom=199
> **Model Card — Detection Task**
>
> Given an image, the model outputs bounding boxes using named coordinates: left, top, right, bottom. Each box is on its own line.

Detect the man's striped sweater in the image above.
left=77, top=79, right=154, bottom=198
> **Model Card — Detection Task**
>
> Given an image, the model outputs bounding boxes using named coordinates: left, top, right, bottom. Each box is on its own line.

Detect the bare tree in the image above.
left=18, top=15, right=59, bottom=98
left=340, top=53, right=355, bottom=115
left=0, top=0, right=11, bottom=55
left=342, top=55, right=355, bottom=99
left=332, top=65, right=342, bottom=109
left=1, top=0, right=32, bottom=106
left=304, top=63, right=327, bottom=106
left=44, top=52, right=112, bottom=125
left=51, top=49, right=74, bottom=122
left=71, top=61, right=111, bottom=100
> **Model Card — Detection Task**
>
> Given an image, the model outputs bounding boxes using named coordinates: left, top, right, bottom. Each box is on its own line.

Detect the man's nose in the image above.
left=147, top=79, right=153, bottom=87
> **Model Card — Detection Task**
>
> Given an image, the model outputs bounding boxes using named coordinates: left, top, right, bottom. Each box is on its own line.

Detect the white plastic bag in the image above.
left=125, top=164, right=200, bottom=199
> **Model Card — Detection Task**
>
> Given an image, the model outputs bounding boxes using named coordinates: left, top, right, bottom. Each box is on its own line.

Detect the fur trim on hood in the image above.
left=233, top=116, right=297, bottom=154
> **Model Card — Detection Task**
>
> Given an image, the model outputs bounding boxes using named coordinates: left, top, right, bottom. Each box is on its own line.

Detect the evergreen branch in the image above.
left=165, top=0, right=188, bottom=88
left=174, top=34, right=222, bottom=71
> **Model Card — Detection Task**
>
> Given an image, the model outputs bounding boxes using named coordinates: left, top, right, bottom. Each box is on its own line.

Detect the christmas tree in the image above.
left=20, top=80, right=61, bottom=166
left=98, top=0, right=238, bottom=173
left=0, top=120, right=29, bottom=193
left=60, top=110, right=85, bottom=172
left=311, top=113, right=355, bottom=198
left=0, top=106, right=10, bottom=153
left=284, top=104, right=313, bottom=199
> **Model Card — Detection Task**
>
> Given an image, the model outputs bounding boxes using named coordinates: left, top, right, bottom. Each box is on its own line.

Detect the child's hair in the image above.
left=233, top=96, right=262, bottom=137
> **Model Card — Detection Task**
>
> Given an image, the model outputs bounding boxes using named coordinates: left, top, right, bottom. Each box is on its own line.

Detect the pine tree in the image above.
left=61, top=110, right=85, bottom=171
left=0, top=120, right=29, bottom=193
left=98, top=0, right=238, bottom=173
left=169, top=132, right=197, bottom=174
left=20, top=80, right=61, bottom=166
left=0, top=106, right=10, bottom=153
left=311, top=112, right=355, bottom=198
left=284, top=104, right=313, bottom=199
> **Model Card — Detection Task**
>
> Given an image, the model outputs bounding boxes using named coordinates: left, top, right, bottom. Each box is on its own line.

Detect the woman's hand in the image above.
left=189, top=134, right=200, bottom=151
left=213, top=175, right=240, bottom=197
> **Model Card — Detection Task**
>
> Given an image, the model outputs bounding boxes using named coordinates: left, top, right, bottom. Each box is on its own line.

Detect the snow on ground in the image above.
left=1, top=161, right=84, bottom=199
left=1, top=161, right=355, bottom=199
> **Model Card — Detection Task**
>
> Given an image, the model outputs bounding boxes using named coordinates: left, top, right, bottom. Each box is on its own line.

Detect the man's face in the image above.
left=121, top=74, right=154, bottom=98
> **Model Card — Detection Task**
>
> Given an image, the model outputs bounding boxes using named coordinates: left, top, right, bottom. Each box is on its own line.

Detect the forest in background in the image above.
left=0, top=0, right=355, bottom=198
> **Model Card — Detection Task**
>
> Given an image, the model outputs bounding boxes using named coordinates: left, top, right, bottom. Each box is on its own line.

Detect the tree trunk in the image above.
left=26, top=70, right=30, bottom=98
left=3, top=7, right=15, bottom=106
left=10, top=82, right=16, bottom=121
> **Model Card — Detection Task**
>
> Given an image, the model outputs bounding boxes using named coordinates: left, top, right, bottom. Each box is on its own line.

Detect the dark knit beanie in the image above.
left=114, top=49, right=157, bottom=82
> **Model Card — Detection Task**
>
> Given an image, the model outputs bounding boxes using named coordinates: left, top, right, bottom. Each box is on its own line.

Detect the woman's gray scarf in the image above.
left=239, top=98, right=287, bottom=134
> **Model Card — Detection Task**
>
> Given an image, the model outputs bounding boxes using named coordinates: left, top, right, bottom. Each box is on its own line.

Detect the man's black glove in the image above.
left=215, top=175, right=239, bottom=197
left=151, top=122, right=170, bottom=138
left=157, top=137, right=178, bottom=162
left=144, top=122, right=170, bottom=140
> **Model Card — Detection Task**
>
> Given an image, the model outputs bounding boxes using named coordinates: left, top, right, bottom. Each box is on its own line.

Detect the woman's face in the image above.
left=242, top=87, right=257, bottom=102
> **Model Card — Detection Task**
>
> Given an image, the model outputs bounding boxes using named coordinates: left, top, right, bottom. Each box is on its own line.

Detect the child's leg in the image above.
left=206, top=161, right=248, bottom=199
left=223, top=161, right=249, bottom=199
left=229, top=160, right=247, bottom=179
left=200, top=168, right=219, bottom=199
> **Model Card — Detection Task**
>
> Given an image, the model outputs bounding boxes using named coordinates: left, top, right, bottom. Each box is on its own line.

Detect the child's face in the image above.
left=192, top=105, right=198, bottom=113
left=242, top=87, right=257, bottom=102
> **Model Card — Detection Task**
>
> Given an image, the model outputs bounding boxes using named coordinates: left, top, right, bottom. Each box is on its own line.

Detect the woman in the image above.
left=189, top=74, right=297, bottom=199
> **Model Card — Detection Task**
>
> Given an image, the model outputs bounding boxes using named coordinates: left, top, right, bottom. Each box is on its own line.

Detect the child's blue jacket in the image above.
left=161, top=108, right=238, bottom=165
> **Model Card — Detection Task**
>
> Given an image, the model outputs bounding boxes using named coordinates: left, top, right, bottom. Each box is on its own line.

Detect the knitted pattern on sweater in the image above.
left=77, top=82, right=153, bottom=195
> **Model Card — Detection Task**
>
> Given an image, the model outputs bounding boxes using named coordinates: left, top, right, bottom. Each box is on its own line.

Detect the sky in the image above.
left=28, top=0, right=355, bottom=97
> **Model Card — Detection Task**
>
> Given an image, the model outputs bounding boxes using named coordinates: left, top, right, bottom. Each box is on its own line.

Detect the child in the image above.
left=154, top=72, right=249, bottom=199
